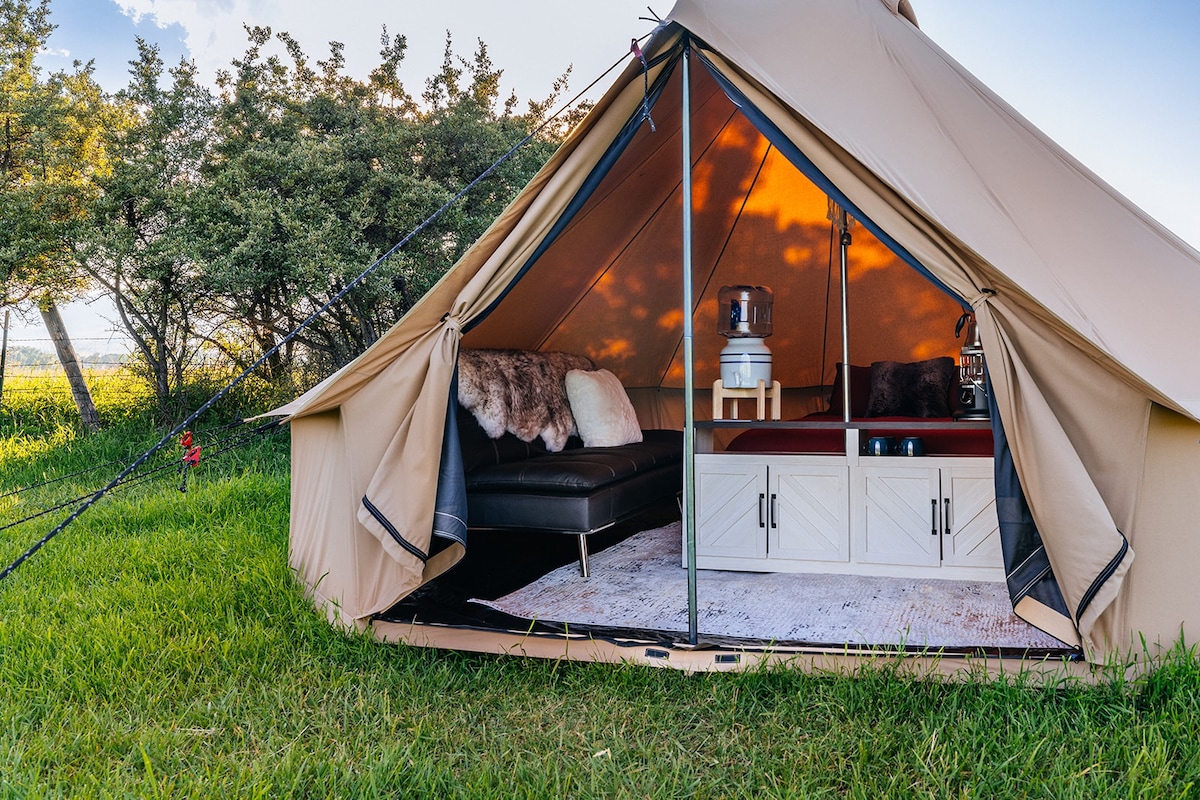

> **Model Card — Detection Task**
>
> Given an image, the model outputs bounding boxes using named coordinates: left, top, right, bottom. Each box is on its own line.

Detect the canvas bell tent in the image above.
left=273, top=0, right=1200, bottom=665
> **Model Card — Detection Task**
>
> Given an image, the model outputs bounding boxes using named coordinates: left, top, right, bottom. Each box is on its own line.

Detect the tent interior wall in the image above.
left=464, top=60, right=967, bottom=431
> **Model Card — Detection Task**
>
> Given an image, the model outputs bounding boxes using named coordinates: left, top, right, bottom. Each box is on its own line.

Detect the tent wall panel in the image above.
left=288, top=409, right=360, bottom=627
left=1123, top=406, right=1200, bottom=653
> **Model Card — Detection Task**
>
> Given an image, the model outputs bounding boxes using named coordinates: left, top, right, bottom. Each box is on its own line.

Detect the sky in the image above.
left=20, top=0, right=1200, bottom=352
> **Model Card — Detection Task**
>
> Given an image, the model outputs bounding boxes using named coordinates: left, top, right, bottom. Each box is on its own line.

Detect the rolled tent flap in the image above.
left=979, top=300, right=1146, bottom=655
left=349, top=322, right=464, bottom=614
left=283, top=320, right=467, bottom=627
left=987, top=370, right=1078, bottom=649
left=355, top=326, right=469, bottom=568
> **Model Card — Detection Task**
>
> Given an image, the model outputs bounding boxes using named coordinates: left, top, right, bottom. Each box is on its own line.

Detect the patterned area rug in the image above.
left=473, top=522, right=1067, bottom=650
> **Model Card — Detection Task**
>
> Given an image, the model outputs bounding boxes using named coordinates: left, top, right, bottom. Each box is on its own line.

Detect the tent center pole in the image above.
left=681, top=45, right=699, bottom=647
left=838, top=208, right=852, bottom=427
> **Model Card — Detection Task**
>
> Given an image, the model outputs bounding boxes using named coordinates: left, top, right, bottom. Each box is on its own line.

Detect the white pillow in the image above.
left=564, top=369, right=643, bottom=448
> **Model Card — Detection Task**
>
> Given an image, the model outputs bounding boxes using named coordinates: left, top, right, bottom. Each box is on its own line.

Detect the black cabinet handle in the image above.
left=771, top=493, right=778, bottom=529
left=758, top=493, right=766, bottom=528
left=944, top=497, right=951, bottom=537
left=931, top=498, right=937, bottom=536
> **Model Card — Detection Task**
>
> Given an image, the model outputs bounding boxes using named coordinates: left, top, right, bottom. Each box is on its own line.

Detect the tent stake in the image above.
left=681, top=44, right=699, bottom=646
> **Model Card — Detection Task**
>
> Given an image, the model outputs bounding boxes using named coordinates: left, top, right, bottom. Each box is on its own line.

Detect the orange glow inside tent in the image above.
left=465, top=61, right=966, bottom=396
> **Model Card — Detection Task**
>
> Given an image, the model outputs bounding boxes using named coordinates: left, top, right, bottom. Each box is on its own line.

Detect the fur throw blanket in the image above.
left=457, top=349, right=595, bottom=451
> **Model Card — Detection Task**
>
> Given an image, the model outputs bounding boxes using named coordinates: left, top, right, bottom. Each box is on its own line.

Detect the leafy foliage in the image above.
left=187, top=25, right=565, bottom=376
left=81, top=41, right=217, bottom=415
left=1, top=0, right=111, bottom=430
left=7, top=0, right=580, bottom=407
left=1, top=0, right=111, bottom=303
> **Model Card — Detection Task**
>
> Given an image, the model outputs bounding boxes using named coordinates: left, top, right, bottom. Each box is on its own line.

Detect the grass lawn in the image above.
left=1, top=373, right=1199, bottom=798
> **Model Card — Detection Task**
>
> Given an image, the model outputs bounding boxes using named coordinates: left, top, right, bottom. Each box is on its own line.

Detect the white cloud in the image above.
left=39, top=46, right=72, bottom=58
left=107, top=0, right=657, bottom=102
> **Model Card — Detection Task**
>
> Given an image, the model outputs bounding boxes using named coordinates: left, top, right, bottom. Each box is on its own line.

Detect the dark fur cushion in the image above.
left=828, top=363, right=873, bottom=418
left=457, top=349, right=595, bottom=451
left=865, top=357, right=955, bottom=418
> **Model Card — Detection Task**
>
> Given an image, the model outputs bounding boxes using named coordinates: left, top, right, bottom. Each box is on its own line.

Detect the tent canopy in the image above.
left=279, top=0, right=1200, bottom=663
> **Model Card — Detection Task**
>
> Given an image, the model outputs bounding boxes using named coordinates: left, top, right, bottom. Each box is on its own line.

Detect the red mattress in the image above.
left=726, top=412, right=994, bottom=456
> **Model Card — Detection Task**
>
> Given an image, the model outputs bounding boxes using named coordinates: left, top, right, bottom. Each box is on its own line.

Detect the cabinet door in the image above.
left=941, top=465, right=1002, bottom=569
left=852, top=465, right=941, bottom=567
left=695, top=456, right=767, bottom=560
left=769, top=462, right=849, bottom=562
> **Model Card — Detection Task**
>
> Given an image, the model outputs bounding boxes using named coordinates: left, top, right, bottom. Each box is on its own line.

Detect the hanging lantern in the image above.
left=955, top=312, right=989, bottom=418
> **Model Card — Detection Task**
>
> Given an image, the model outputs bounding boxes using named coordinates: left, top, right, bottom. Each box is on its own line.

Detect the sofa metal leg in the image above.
left=577, top=533, right=590, bottom=578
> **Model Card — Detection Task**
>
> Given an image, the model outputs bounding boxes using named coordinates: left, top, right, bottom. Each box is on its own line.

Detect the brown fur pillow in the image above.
left=457, top=349, right=595, bottom=451
left=865, top=357, right=955, bottom=418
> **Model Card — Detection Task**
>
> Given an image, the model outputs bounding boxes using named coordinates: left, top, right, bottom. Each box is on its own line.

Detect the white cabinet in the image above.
left=771, top=463, right=850, bottom=563
left=691, top=452, right=1002, bottom=580
left=694, top=455, right=767, bottom=562
left=693, top=454, right=848, bottom=572
left=851, top=459, right=1003, bottom=580
left=852, top=465, right=941, bottom=568
left=939, top=465, right=1003, bottom=571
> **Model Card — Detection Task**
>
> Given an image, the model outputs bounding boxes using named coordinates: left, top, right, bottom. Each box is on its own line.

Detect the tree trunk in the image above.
left=40, top=301, right=101, bottom=433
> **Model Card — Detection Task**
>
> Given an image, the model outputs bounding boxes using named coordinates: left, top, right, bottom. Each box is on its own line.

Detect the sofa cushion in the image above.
left=467, top=463, right=682, bottom=533
left=828, top=363, right=872, bottom=418
left=464, top=430, right=682, bottom=494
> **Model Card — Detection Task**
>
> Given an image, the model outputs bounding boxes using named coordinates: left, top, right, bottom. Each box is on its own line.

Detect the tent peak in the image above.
left=882, top=0, right=919, bottom=27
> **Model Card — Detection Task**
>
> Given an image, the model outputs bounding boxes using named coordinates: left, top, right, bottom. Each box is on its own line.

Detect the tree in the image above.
left=410, top=35, right=566, bottom=271
left=80, top=40, right=217, bottom=416
left=0, top=0, right=111, bottom=431
left=186, top=27, right=564, bottom=376
left=64, top=21, right=580, bottom=391
left=185, top=26, right=393, bottom=377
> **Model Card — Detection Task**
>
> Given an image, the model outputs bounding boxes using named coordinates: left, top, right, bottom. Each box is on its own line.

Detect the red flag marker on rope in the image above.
left=178, top=432, right=202, bottom=492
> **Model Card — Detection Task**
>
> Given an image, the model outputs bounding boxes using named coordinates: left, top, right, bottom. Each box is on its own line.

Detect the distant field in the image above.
left=1, top=374, right=1198, bottom=798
